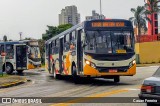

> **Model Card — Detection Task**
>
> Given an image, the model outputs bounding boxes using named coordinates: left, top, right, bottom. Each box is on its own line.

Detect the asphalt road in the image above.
left=0, top=66, right=159, bottom=106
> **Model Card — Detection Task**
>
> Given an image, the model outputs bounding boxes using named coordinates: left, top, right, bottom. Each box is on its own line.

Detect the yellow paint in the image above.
left=50, top=89, right=128, bottom=106
left=28, top=63, right=35, bottom=69
left=135, top=41, right=160, bottom=64
left=135, top=43, right=140, bottom=54
left=83, top=64, right=136, bottom=76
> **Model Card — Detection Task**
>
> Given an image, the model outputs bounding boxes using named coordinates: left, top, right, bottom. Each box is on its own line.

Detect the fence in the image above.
left=136, top=35, right=160, bottom=43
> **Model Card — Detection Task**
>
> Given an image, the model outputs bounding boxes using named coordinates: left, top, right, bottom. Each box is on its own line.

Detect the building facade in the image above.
left=59, top=5, right=80, bottom=25
left=86, top=10, right=105, bottom=21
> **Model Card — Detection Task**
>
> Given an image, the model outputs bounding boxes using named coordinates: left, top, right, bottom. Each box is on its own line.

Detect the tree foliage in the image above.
left=38, top=39, right=45, bottom=64
left=144, top=0, right=160, bottom=35
left=42, top=24, right=72, bottom=40
left=129, top=6, right=151, bottom=35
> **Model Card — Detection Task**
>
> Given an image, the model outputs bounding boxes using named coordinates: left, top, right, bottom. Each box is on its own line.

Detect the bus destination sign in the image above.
left=91, top=22, right=125, bottom=27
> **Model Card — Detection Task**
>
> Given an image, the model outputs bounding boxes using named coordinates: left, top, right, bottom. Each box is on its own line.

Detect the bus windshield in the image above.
left=85, top=30, right=134, bottom=54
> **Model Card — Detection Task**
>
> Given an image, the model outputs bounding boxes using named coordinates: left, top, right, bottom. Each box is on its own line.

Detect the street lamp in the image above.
left=19, top=32, right=22, bottom=40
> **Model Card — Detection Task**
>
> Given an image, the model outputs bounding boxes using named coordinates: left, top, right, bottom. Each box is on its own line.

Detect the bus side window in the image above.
left=1, top=45, right=4, bottom=53
left=72, top=31, right=76, bottom=41
left=51, top=41, right=55, bottom=54
left=55, top=39, right=59, bottom=54
left=70, top=31, right=76, bottom=50
left=64, top=34, right=70, bottom=52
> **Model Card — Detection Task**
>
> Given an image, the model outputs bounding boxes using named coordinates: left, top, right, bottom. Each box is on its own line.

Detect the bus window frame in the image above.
left=64, top=34, right=70, bottom=52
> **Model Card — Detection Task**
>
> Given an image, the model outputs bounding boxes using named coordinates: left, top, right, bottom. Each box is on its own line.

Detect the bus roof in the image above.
left=0, top=41, right=24, bottom=45
left=46, top=22, right=83, bottom=44
left=0, top=40, right=38, bottom=45
left=46, top=19, right=133, bottom=44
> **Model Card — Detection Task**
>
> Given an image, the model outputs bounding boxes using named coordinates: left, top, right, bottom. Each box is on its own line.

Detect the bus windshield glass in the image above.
left=85, top=31, right=134, bottom=54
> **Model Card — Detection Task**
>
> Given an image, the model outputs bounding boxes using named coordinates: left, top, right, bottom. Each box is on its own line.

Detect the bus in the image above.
left=23, top=40, right=41, bottom=69
left=0, top=40, right=41, bottom=74
left=45, top=19, right=136, bottom=83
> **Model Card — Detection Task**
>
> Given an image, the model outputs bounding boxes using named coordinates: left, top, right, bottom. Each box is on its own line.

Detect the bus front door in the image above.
left=16, top=45, right=27, bottom=70
left=59, top=38, right=63, bottom=74
left=77, top=30, right=83, bottom=73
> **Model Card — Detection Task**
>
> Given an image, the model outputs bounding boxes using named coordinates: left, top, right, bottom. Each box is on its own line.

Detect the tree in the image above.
left=24, top=37, right=32, bottom=40
left=38, top=39, right=45, bottom=64
left=144, top=0, right=160, bottom=35
left=129, top=6, right=151, bottom=35
left=42, top=24, right=73, bottom=41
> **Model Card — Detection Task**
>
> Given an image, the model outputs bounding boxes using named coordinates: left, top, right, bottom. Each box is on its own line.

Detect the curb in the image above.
left=0, top=77, right=27, bottom=89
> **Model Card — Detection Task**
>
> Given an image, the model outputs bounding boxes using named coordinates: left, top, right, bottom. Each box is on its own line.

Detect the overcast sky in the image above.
left=0, top=0, right=145, bottom=40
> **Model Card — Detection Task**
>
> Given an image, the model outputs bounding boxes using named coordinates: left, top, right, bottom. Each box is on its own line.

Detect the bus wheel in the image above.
left=5, top=63, right=13, bottom=74
left=72, top=66, right=80, bottom=84
left=52, top=65, right=61, bottom=79
left=17, top=70, right=23, bottom=74
left=114, top=76, right=120, bottom=83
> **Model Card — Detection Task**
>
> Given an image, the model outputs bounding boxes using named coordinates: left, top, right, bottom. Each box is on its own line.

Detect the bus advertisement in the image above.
left=45, top=19, right=136, bottom=83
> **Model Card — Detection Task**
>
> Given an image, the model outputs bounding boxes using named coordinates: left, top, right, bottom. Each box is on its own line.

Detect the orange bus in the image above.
left=45, top=19, right=136, bottom=83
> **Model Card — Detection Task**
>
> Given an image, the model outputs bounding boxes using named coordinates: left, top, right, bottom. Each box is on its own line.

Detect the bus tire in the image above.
left=52, top=65, right=61, bottom=79
left=114, top=76, right=120, bottom=83
left=72, top=65, right=80, bottom=84
left=17, top=70, right=23, bottom=74
left=4, top=63, right=13, bottom=75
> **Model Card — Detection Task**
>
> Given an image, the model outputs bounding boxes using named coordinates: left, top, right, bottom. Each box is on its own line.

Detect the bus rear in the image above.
left=26, top=40, right=41, bottom=69
left=82, top=19, right=136, bottom=82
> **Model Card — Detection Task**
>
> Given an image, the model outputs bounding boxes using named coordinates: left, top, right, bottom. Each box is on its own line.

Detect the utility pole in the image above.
left=19, top=32, right=22, bottom=40
left=100, top=0, right=102, bottom=15
left=3, top=35, right=7, bottom=76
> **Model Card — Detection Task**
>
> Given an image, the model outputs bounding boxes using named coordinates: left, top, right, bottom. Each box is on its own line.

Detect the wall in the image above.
left=135, top=41, right=160, bottom=64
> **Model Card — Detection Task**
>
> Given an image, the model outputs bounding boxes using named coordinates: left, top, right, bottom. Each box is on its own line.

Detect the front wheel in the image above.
left=72, top=66, right=81, bottom=84
left=5, top=63, right=13, bottom=74
left=114, top=76, right=120, bottom=83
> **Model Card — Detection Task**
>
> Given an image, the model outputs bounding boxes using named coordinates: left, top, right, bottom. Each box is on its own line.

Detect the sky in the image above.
left=0, top=0, right=145, bottom=40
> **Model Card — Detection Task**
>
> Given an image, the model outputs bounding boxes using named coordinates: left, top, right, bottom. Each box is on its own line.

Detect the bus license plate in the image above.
left=109, top=70, right=117, bottom=73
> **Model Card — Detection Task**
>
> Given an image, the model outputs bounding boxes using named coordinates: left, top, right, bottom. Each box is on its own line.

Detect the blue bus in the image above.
left=0, top=40, right=41, bottom=74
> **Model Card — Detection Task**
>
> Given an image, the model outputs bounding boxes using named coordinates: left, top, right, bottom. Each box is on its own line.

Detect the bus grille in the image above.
left=96, top=66, right=129, bottom=73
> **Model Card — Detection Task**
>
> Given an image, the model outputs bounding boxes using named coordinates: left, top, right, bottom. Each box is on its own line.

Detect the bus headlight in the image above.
left=85, top=60, right=90, bottom=65
left=91, top=62, right=96, bottom=68
left=132, top=60, right=136, bottom=64
left=129, top=60, right=136, bottom=68
left=85, top=60, right=96, bottom=68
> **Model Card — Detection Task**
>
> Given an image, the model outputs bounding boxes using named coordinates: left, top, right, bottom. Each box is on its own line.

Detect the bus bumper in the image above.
left=83, top=64, right=136, bottom=77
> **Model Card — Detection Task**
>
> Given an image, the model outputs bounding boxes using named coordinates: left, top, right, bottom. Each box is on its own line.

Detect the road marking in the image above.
left=125, top=88, right=140, bottom=91
left=50, top=89, right=129, bottom=106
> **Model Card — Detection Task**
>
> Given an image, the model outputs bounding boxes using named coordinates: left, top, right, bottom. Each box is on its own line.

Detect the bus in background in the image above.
left=0, top=40, right=41, bottom=74
left=23, top=40, right=41, bottom=69
left=45, top=19, right=136, bottom=83
left=0, top=41, right=27, bottom=74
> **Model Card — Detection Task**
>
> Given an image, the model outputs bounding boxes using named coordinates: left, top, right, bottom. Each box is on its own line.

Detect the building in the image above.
left=86, top=10, right=105, bottom=20
left=147, top=0, right=158, bottom=35
left=59, top=5, right=80, bottom=25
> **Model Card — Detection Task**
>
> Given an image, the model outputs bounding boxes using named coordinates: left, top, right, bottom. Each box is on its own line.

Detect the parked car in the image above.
left=139, top=67, right=160, bottom=106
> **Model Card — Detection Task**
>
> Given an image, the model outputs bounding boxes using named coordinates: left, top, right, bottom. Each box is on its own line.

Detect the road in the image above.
left=0, top=66, right=159, bottom=106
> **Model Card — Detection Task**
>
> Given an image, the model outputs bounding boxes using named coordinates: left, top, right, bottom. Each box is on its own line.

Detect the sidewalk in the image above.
left=137, top=63, right=160, bottom=67
left=0, top=75, right=27, bottom=88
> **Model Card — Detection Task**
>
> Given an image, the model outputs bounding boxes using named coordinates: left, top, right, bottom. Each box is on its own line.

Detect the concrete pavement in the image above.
left=0, top=66, right=158, bottom=106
